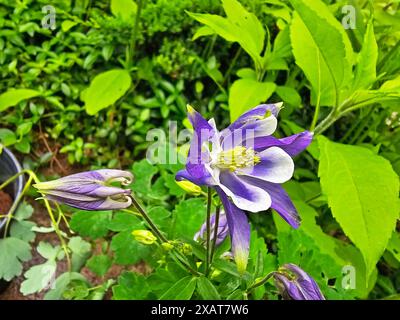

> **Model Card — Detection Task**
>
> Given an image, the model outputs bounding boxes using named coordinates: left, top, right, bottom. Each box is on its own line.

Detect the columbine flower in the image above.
left=194, top=211, right=229, bottom=246
left=273, top=263, right=325, bottom=300
left=34, top=169, right=133, bottom=210
left=176, top=104, right=312, bottom=272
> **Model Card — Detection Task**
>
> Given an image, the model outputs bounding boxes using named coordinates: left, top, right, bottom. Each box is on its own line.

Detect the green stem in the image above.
left=128, top=0, right=144, bottom=64
left=205, top=187, right=212, bottom=276
left=313, top=109, right=339, bottom=135
left=128, top=198, right=201, bottom=276
left=246, top=272, right=275, bottom=293
left=209, top=204, right=221, bottom=265
left=130, top=196, right=168, bottom=243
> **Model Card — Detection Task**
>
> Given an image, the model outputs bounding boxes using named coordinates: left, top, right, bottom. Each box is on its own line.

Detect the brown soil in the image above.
left=0, top=190, right=12, bottom=215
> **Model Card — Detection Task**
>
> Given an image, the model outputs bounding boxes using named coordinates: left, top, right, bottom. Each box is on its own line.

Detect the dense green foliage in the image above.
left=0, top=0, right=399, bottom=300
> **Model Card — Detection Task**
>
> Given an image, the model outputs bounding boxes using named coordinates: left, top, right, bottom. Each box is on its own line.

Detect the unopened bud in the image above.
left=132, top=230, right=157, bottom=245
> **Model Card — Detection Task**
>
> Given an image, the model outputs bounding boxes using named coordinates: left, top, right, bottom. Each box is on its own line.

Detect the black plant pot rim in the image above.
left=0, top=147, right=24, bottom=231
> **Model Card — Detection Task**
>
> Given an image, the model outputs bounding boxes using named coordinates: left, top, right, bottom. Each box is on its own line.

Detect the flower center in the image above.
left=215, top=146, right=260, bottom=171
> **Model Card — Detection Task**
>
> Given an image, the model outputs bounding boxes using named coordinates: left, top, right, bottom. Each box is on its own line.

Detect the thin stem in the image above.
left=313, top=109, right=338, bottom=135
left=247, top=272, right=275, bottom=293
left=28, top=170, right=72, bottom=270
left=130, top=196, right=168, bottom=243
left=3, top=174, right=33, bottom=237
left=209, top=204, right=221, bottom=265
left=128, top=0, right=144, bottom=64
left=310, top=53, right=322, bottom=132
left=205, top=187, right=212, bottom=276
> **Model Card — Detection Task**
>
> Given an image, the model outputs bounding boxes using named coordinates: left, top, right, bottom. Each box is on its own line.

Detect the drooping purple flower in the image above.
left=34, top=169, right=133, bottom=210
left=176, top=104, right=312, bottom=272
left=273, top=263, right=325, bottom=300
left=194, top=211, right=229, bottom=246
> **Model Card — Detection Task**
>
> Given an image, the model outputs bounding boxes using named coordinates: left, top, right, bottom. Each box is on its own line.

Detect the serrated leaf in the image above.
left=86, top=254, right=113, bottom=277
left=112, top=271, right=150, bottom=300
left=0, top=237, right=32, bottom=281
left=83, top=69, right=132, bottom=115
left=13, top=202, right=34, bottom=221
left=70, top=210, right=112, bottom=239
left=108, top=211, right=142, bottom=232
left=318, top=136, right=399, bottom=278
left=110, top=230, right=152, bottom=265
left=10, top=220, right=36, bottom=243
left=289, top=0, right=353, bottom=106
left=172, top=198, right=206, bottom=240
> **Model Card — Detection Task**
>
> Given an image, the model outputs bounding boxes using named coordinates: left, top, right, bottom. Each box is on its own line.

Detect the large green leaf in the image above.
left=289, top=0, right=353, bottom=106
left=188, top=0, right=265, bottom=65
left=0, top=89, right=40, bottom=112
left=83, top=69, right=132, bottom=115
left=110, top=0, right=137, bottom=22
left=0, top=237, right=32, bottom=281
left=229, top=79, right=276, bottom=121
left=352, top=20, right=378, bottom=91
left=318, top=136, right=399, bottom=277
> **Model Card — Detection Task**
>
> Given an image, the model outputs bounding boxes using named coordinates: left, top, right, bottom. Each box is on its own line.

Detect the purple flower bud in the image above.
left=273, top=263, right=325, bottom=300
left=34, top=169, right=133, bottom=210
left=194, top=211, right=229, bottom=246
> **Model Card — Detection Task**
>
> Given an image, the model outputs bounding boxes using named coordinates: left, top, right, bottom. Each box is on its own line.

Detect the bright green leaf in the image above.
left=0, top=237, right=32, bottom=281
left=318, top=136, right=399, bottom=277
left=83, top=69, right=132, bottom=115
left=0, top=89, right=40, bottom=112
left=229, top=79, right=276, bottom=121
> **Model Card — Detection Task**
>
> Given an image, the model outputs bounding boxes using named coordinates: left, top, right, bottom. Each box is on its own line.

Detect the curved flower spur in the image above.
left=33, top=169, right=134, bottom=210
left=273, top=263, right=325, bottom=300
left=176, top=103, right=313, bottom=272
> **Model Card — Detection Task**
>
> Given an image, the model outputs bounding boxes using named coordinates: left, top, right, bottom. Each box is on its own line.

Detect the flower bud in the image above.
left=273, top=263, right=325, bottom=300
left=161, top=242, right=174, bottom=251
left=194, top=211, right=229, bottom=246
left=176, top=180, right=202, bottom=195
left=34, top=169, right=133, bottom=211
left=132, top=230, right=157, bottom=245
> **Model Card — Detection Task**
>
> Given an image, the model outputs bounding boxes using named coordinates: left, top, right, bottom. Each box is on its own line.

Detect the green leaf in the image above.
left=159, top=276, right=197, bottom=300
left=110, top=0, right=137, bottom=22
left=318, top=136, right=400, bottom=277
left=20, top=260, right=57, bottom=295
left=289, top=0, right=353, bottom=106
left=131, top=159, right=159, bottom=199
left=275, top=85, right=301, bottom=106
left=172, top=198, right=206, bottom=240
left=68, top=237, right=92, bottom=272
left=86, top=254, right=113, bottom=277
left=44, top=272, right=88, bottom=300
left=187, top=0, right=265, bottom=65
left=0, top=89, right=40, bottom=112
left=0, top=237, right=32, bottom=281
left=70, top=210, right=112, bottom=239
left=107, top=211, right=142, bottom=232
left=352, top=20, right=378, bottom=91
left=113, top=271, right=150, bottom=300
left=0, top=129, right=17, bottom=146
left=196, top=276, right=221, bottom=300
left=83, top=69, right=132, bottom=115
left=110, top=230, right=152, bottom=265
left=10, top=202, right=36, bottom=243
left=229, top=79, right=276, bottom=121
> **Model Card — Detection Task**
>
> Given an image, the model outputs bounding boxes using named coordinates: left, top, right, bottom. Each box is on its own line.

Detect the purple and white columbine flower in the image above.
left=176, top=104, right=312, bottom=272
left=194, top=211, right=229, bottom=246
left=34, top=169, right=133, bottom=210
left=273, top=263, right=325, bottom=300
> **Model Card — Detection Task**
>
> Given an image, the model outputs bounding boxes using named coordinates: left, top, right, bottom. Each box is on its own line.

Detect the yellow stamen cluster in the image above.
left=216, top=146, right=260, bottom=171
